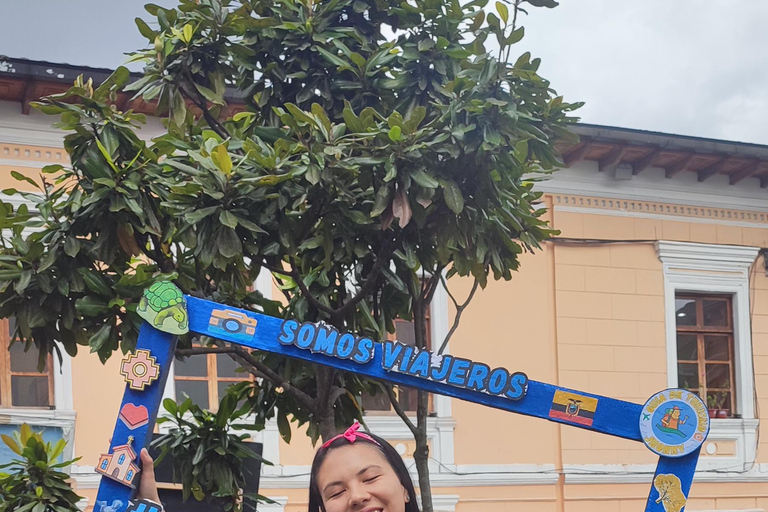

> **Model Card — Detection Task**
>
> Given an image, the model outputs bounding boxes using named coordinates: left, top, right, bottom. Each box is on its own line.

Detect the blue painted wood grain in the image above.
left=644, top=449, right=700, bottom=512
left=185, top=296, right=643, bottom=441
left=94, top=324, right=176, bottom=511
left=95, top=295, right=702, bottom=512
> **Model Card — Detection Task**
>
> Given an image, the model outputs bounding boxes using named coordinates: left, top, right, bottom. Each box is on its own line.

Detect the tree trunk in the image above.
left=414, top=389, right=433, bottom=512
left=411, top=290, right=433, bottom=512
left=316, top=365, right=338, bottom=442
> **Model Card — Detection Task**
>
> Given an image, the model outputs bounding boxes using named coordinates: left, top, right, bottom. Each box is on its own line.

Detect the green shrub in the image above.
left=0, top=424, right=82, bottom=512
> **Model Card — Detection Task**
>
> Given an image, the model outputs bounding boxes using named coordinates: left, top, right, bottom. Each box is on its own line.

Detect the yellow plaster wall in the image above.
left=450, top=244, right=559, bottom=465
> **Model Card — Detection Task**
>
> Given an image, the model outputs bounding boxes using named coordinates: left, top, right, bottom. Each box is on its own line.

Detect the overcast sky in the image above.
left=1, top=1, right=767, bottom=144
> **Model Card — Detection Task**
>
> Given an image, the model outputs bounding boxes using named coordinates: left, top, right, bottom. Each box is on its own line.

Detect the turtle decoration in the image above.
left=137, top=281, right=189, bottom=335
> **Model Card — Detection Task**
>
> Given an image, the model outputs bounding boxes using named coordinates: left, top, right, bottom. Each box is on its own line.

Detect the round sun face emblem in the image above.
left=640, top=389, right=709, bottom=458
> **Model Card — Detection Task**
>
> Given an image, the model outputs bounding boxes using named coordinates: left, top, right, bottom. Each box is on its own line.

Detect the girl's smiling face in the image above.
left=315, top=443, right=409, bottom=512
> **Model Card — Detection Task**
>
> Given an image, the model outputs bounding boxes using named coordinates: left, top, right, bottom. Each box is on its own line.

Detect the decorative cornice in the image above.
left=657, top=241, right=760, bottom=269
left=552, top=193, right=768, bottom=227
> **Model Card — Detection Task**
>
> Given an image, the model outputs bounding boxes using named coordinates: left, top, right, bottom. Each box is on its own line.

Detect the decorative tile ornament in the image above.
left=549, top=390, right=598, bottom=427
left=96, top=436, right=140, bottom=488
left=137, top=281, right=189, bottom=335
left=640, top=389, right=709, bottom=458
left=119, top=403, right=149, bottom=430
left=120, top=350, right=160, bottom=391
left=126, top=499, right=164, bottom=512
left=652, top=474, right=686, bottom=512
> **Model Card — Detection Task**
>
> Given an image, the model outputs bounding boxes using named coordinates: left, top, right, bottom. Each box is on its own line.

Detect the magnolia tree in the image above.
left=0, top=0, right=579, bottom=509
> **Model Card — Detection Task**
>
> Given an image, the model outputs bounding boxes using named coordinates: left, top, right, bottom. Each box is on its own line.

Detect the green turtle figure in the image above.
left=137, top=281, right=189, bottom=335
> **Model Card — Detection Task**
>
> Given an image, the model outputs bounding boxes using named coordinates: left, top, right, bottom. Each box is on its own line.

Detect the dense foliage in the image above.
left=0, top=0, right=578, bottom=509
left=0, top=424, right=82, bottom=512
left=153, top=386, right=272, bottom=511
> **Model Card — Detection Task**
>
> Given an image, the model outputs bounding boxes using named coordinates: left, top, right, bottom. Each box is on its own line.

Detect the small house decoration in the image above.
left=96, top=436, right=140, bottom=487
left=120, top=350, right=160, bottom=391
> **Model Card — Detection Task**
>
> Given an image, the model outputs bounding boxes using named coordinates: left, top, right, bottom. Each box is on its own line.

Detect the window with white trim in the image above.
left=0, top=318, right=54, bottom=408
left=658, top=241, right=759, bottom=472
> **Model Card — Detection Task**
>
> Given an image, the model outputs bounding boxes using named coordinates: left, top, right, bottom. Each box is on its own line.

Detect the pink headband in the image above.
left=321, top=421, right=381, bottom=449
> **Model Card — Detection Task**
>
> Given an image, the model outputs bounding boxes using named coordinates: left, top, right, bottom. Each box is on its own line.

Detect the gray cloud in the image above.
left=2, top=1, right=766, bottom=144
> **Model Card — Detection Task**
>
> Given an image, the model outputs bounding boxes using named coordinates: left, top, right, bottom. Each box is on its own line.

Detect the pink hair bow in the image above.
left=321, top=421, right=381, bottom=449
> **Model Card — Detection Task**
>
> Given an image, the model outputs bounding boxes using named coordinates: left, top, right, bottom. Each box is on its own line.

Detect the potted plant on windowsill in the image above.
left=706, top=391, right=729, bottom=419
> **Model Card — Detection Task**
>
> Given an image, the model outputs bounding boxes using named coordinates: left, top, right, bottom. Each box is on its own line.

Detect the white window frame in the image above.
left=658, top=241, right=759, bottom=473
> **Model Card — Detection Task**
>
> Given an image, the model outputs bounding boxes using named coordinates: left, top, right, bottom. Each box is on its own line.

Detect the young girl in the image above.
left=136, top=422, right=420, bottom=512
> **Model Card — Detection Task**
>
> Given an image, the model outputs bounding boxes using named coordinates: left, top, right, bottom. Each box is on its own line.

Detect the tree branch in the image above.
left=438, top=275, right=479, bottom=355
left=199, top=340, right=316, bottom=411
left=335, top=233, right=398, bottom=316
left=384, top=383, right=418, bottom=437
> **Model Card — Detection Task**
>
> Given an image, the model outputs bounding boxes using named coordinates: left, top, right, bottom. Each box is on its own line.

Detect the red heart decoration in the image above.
left=120, top=403, right=149, bottom=430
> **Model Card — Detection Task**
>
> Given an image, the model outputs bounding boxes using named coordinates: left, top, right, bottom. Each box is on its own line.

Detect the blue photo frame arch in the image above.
left=95, top=293, right=708, bottom=512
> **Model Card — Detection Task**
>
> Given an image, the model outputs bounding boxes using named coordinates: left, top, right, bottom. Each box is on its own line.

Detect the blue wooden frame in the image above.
left=95, top=295, right=707, bottom=512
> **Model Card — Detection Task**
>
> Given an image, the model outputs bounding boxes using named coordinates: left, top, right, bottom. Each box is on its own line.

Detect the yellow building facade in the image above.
left=0, top=59, right=767, bottom=512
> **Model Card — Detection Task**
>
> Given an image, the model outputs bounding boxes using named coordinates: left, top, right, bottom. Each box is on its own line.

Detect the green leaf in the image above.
left=506, top=26, right=525, bottom=45
left=135, top=17, right=157, bottom=40
left=1, top=434, right=21, bottom=455
left=78, top=269, right=112, bottom=297
left=526, top=0, right=559, bottom=7
left=276, top=411, right=291, bottom=443
left=212, top=144, right=233, bottom=176
left=10, top=171, right=40, bottom=190
left=219, top=210, right=238, bottom=229
left=89, top=322, right=113, bottom=351
left=181, top=23, right=194, bottom=44
left=440, top=179, right=465, bottom=214
left=496, top=1, right=509, bottom=23
left=410, top=168, right=439, bottom=189
left=195, top=83, right=224, bottom=105
left=388, top=125, right=402, bottom=142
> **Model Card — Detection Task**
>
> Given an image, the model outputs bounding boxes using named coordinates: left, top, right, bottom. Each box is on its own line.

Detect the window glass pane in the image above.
left=398, top=386, right=418, bottom=412
left=175, top=380, right=209, bottom=409
left=395, top=321, right=416, bottom=346
left=706, top=364, right=730, bottom=389
left=703, top=300, right=728, bottom=327
left=217, top=353, right=243, bottom=379
left=11, top=376, right=49, bottom=407
left=676, top=334, right=698, bottom=361
left=704, top=335, right=730, bottom=361
left=361, top=390, right=391, bottom=411
left=677, top=363, right=699, bottom=389
left=706, top=391, right=731, bottom=413
left=9, top=342, right=46, bottom=373
left=175, top=356, right=207, bottom=377
left=675, top=299, right=696, bottom=326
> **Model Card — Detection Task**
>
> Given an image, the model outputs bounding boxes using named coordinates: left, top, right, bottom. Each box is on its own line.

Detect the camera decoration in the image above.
left=95, top=289, right=708, bottom=512
left=120, top=350, right=160, bottom=391
left=96, top=436, right=139, bottom=487
left=137, top=281, right=189, bottom=335
left=208, top=308, right=258, bottom=343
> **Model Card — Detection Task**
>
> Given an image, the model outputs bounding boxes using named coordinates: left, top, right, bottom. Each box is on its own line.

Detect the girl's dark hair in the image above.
left=308, top=431, right=420, bottom=512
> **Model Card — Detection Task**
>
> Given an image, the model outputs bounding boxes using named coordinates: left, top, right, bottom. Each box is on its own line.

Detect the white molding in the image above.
left=655, top=241, right=759, bottom=473
left=554, top=205, right=768, bottom=230
left=258, top=463, right=559, bottom=488
left=429, top=494, right=460, bottom=512
left=536, top=161, right=768, bottom=213
left=259, top=496, right=288, bottom=512
left=71, top=464, right=102, bottom=489
left=564, top=462, right=768, bottom=484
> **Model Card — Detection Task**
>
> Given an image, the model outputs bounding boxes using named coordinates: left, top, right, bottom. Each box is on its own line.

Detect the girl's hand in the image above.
left=136, top=448, right=162, bottom=504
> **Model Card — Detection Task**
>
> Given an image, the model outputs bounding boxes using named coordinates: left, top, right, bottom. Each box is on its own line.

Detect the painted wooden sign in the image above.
left=95, top=285, right=707, bottom=512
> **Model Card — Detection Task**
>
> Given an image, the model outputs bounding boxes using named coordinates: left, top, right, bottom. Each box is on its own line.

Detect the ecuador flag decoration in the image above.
left=549, top=390, right=598, bottom=427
